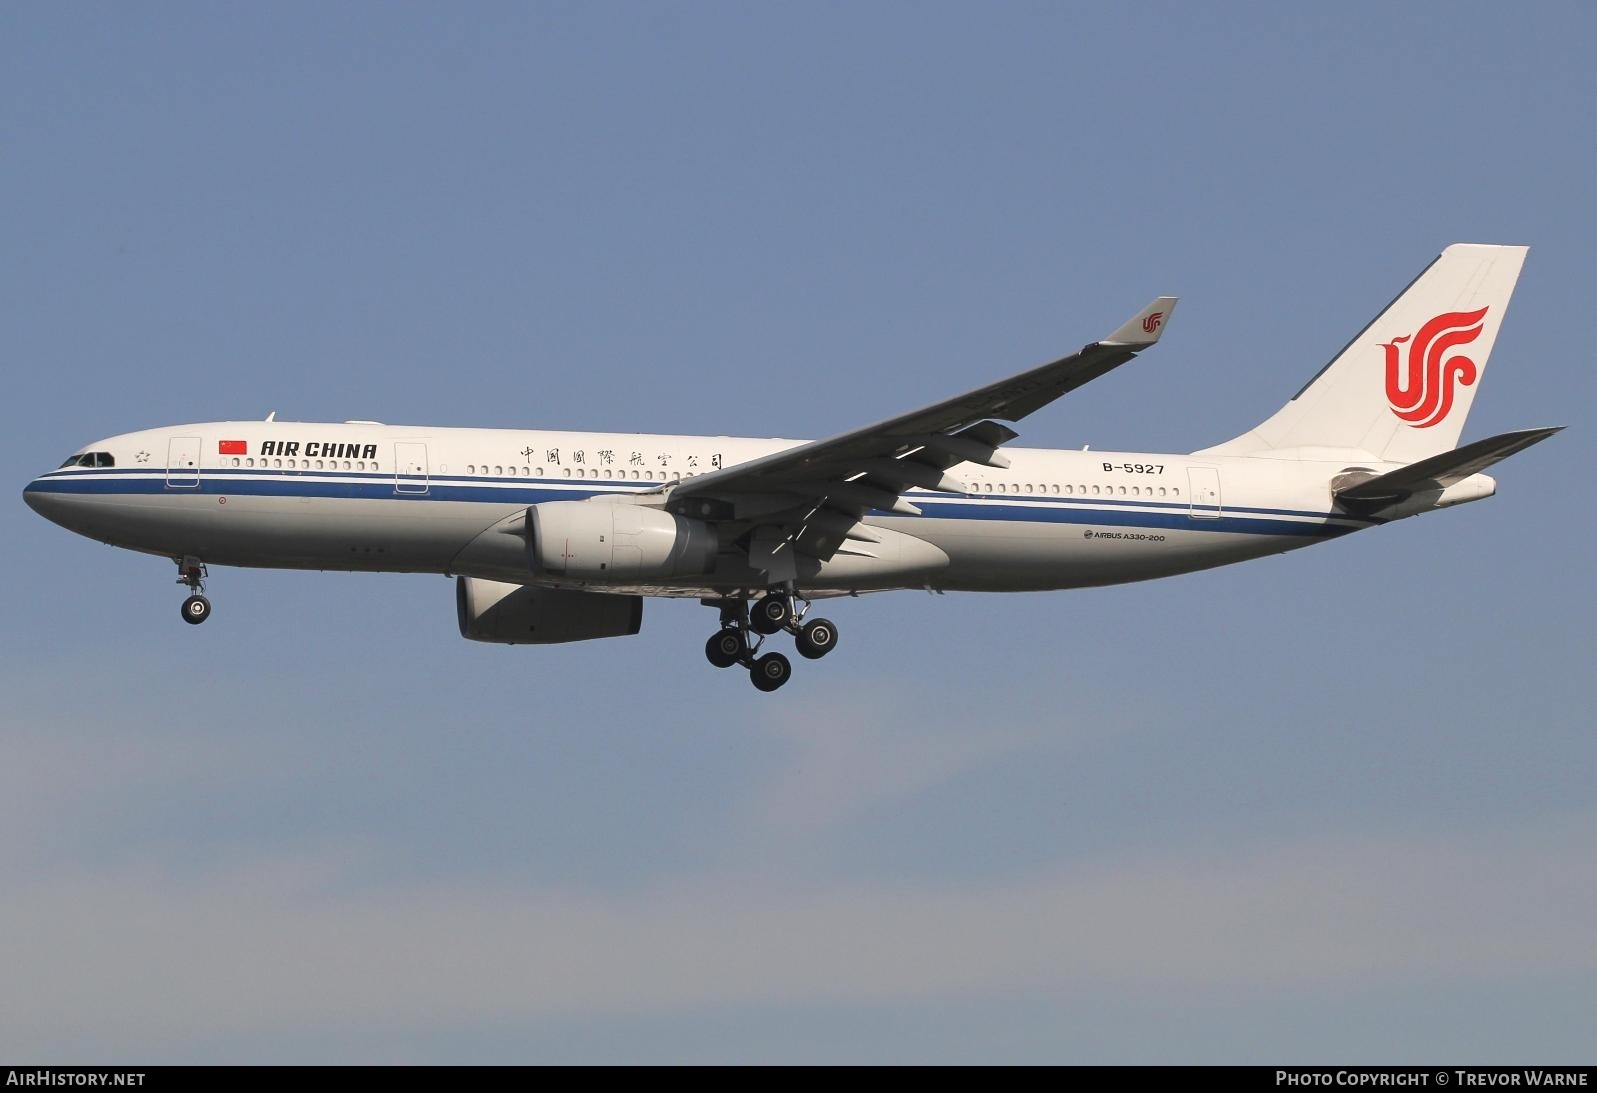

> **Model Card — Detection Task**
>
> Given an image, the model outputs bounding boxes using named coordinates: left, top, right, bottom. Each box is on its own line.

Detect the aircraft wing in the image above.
left=661, top=296, right=1176, bottom=569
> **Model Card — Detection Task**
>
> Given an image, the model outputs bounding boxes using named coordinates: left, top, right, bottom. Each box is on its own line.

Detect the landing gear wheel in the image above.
left=705, top=628, right=747, bottom=668
left=750, top=651, right=792, bottom=692
left=795, top=617, right=838, bottom=660
left=751, top=594, right=790, bottom=635
left=181, top=594, right=212, bottom=625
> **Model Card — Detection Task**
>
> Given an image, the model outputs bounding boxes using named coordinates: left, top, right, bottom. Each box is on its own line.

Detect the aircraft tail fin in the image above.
left=1200, top=244, right=1529, bottom=464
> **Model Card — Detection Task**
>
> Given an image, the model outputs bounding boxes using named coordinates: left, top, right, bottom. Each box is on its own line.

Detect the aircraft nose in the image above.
left=23, top=477, right=74, bottom=527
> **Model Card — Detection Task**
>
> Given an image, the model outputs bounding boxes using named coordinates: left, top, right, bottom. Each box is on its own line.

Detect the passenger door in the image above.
left=394, top=442, right=429, bottom=495
left=1187, top=466, right=1221, bottom=519
left=166, top=436, right=201, bottom=488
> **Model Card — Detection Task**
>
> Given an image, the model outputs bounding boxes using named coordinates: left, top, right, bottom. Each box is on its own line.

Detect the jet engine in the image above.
left=455, top=577, right=642, bottom=644
left=527, top=500, right=718, bottom=581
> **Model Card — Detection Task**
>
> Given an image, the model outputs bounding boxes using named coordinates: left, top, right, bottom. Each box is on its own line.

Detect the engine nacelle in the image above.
left=527, top=500, right=718, bottom=581
left=455, top=577, right=642, bottom=644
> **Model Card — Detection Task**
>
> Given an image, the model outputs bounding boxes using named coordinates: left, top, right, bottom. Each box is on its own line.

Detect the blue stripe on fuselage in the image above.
left=25, top=470, right=1372, bottom=540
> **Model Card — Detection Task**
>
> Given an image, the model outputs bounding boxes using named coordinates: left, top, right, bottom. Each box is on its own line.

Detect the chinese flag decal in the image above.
left=219, top=440, right=247, bottom=454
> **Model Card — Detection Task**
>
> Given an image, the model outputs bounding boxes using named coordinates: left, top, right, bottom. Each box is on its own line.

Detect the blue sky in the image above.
left=3, top=2, right=1593, bottom=1063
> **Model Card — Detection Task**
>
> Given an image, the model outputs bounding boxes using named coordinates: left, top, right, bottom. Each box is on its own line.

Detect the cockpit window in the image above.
left=57, top=452, right=114, bottom=468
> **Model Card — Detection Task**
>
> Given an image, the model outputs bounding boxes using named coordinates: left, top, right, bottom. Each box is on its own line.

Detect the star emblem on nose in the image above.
left=135, top=450, right=150, bottom=463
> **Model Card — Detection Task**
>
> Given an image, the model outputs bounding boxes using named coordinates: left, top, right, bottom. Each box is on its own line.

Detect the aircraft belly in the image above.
left=896, top=515, right=1308, bottom=592
left=70, top=492, right=510, bottom=574
left=593, top=514, right=1316, bottom=598
left=43, top=475, right=1345, bottom=594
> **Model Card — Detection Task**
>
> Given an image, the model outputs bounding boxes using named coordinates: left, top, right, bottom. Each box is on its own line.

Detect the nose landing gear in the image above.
left=176, top=556, right=212, bottom=625
left=702, top=591, right=839, bottom=691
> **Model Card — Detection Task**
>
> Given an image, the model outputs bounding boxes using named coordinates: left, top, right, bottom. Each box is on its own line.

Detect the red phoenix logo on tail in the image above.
left=1142, top=311, right=1164, bottom=334
left=1382, top=307, right=1488, bottom=429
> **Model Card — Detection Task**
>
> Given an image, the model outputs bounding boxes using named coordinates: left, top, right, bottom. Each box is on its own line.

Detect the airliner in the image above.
left=24, top=244, right=1559, bottom=691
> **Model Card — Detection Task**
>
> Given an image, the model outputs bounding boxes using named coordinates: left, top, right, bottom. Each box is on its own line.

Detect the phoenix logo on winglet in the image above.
left=1142, top=311, right=1165, bottom=334
left=1382, top=307, right=1488, bottom=429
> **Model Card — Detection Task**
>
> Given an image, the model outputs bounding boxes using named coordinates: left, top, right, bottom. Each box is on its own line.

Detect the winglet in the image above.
left=1103, top=296, right=1178, bottom=347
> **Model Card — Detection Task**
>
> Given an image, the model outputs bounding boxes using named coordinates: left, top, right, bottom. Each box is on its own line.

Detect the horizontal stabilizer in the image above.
left=1335, top=426, right=1562, bottom=512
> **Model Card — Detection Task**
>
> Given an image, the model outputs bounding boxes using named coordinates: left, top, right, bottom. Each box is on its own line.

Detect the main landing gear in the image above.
left=704, top=592, right=838, bottom=692
left=176, top=556, right=212, bottom=625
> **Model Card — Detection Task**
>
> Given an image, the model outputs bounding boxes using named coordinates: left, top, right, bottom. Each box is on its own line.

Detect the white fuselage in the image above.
left=23, top=420, right=1402, bottom=598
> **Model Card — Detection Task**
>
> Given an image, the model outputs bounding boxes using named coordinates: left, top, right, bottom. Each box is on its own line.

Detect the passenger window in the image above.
left=495, top=466, right=503, bottom=476
left=231, top=457, right=240, bottom=468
